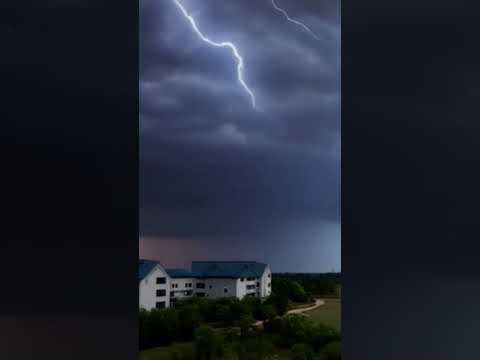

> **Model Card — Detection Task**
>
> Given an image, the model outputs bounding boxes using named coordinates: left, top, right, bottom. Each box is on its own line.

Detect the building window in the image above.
left=257, top=282, right=260, bottom=287
left=268, top=273, right=271, bottom=278
left=209, top=285, right=212, bottom=289
left=170, top=291, right=174, bottom=297
left=156, top=289, right=166, bottom=297
left=156, top=277, right=166, bottom=284
left=185, top=290, right=193, bottom=296
left=247, top=277, right=255, bottom=281
left=240, top=278, right=245, bottom=282
left=246, top=284, right=256, bottom=290
left=155, top=301, right=166, bottom=309
left=224, top=287, right=228, bottom=293
left=196, top=292, right=205, bottom=297
left=196, top=283, right=205, bottom=289
left=172, top=283, right=178, bottom=288
left=268, top=282, right=271, bottom=287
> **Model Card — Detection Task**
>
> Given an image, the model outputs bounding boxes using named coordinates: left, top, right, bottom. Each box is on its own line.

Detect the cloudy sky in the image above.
left=139, top=0, right=340, bottom=272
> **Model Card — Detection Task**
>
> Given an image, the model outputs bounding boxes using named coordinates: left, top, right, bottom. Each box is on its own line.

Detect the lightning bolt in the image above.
left=172, top=0, right=258, bottom=110
left=271, top=0, right=321, bottom=40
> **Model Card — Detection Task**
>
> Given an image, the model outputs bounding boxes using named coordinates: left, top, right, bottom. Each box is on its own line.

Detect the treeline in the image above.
left=166, top=315, right=341, bottom=360
left=140, top=296, right=288, bottom=350
left=273, top=273, right=341, bottom=297
left=142, top=310, right=341, bottom=359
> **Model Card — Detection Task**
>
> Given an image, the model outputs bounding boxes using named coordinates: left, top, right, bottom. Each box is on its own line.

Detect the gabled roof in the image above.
left=138, top=259, right=161, bottom=281
left=165, top=268, right=192, bottom=278
left=191, top=261, right=268, bottom=279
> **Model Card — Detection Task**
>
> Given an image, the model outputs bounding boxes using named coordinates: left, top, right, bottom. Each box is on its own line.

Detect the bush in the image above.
left=290, top=343, right=315, bottom=360
left=194, top=326, right=223, bottom=360
left=168, top=345, right=195, bottom=360
left=263, top=317, right=284, bottom=335
left=237, top=336, right=275, bottom=360
left=143, top=308, right=179, bottom=348
left=265, top=294, right=288, bottom=316
left=319, top=341, right=341, bottom=360
left=308, top=324, right=341, bottom=352
left=178, top=305, right=202, bottom=341
left=260, top=304, right=277, bottom=321
left=217, top=305, right=234, bottom=324
left=263, top=314, right=340, bottom=352
left=238, top=314, right=256, bottom=338
left=288, top=281, right=309, bottom=303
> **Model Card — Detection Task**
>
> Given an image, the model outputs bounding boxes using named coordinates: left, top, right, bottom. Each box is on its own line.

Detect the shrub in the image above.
left=319, top=341, right=341, bottom=360
left=238, top=314, right=256, bottom=338
left=290, top=343, right=315, bottom=360
left=194, top=326, right=223, bottom=360
left=178, top=305, right=202, bottom=341
left=266, top=294, right=288, bottom=316
left=237, top=336, right=275, bottom=360
left=168, top=345, right=195, bottom=360
left=260, top=304, right=277, bottom=321
left=143, top=308, right=179, bottom=348
left=217, top=305, right=234, bottom=324
left=308, top=324, right=341, bottom=352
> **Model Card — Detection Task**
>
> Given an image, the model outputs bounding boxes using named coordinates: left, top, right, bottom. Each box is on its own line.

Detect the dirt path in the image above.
left=255, top=299, right=325, bottom=327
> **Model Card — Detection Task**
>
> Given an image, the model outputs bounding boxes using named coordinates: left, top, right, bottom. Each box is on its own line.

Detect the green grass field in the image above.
left=305, top=298, right=341, bottom=331
left=140, top=342, right=193, bottom=360
left=139, top=342, right=290, bottom=360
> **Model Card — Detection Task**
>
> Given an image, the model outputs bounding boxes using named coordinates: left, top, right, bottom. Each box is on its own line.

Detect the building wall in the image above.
left=170, top=277, right=195, bottom=305
left=195, top=278, right=239, bottom=299
left=139, top=265, right=272, bottom=309
left=259, top=266, right=272, bottom=298
left=139, top=266, right=170, bottom=310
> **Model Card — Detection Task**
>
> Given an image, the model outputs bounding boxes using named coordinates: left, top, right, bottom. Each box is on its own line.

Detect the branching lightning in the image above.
left=271, top=0, right=320, bottom=40
left=172, top=0, right=257, bottom=110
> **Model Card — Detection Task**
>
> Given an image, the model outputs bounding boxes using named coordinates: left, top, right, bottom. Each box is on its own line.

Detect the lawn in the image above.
left=304, top=298, right=341, bottom=331
left=140, top=342, right=291, bottom=360
left=140, top=342, right=193, bottom=360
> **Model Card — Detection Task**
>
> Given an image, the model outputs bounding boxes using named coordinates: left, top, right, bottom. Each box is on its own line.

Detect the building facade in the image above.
left=139, top=260, right=272, bottom=310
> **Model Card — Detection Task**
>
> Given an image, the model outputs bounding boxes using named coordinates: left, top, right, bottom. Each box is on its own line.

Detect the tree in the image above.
left=289, top=281, right=308, bottom=302
left=216, top=304, right=233, bottom=325
left=238, top=336, right=275, bottom=360
left=169, top=345, right=195, bottom=360
left=290, top=343, right=315, bottom=360
left=319, top=341, right=341, bottom=360
left=238, top=314, right=255, bottom=338
left=178, top=305, right=202, bottom=341
left=194, top=326, right=222, bottom=360
left=143, top=308, right=179, bottom=347
left=259, top=304, right=277, bottom=321
left=139, top=308, right=149, bottom=350
left=308, top=324, right=340, bottom=352
left=265, top=294, right=288, bottom=316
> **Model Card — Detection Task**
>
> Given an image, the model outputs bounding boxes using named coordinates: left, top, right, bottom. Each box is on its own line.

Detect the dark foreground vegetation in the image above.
left=272, top=273, right=341, bottom=299
left=140, top=276, right=341, bottom=359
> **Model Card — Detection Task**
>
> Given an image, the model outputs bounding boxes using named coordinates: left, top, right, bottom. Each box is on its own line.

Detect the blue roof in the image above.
left=191, top=261, right=267, bottom=278
left=138, top=259, right=160, bottom=281
left=166, top=268, right=192, bottom=278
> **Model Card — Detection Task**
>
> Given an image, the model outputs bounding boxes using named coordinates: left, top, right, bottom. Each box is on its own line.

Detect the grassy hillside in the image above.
left=140, top=342, right=193, bottom=360
left=305, top=298, right=341, bottom=331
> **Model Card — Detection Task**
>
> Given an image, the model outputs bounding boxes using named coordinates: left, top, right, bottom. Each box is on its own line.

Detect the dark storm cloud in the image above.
left=140, top=0, right=340, bottom=271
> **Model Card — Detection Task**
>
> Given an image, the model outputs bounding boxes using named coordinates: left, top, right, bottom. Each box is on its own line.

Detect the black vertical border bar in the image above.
left=1, top=1, right=139, bottom=359
left=343, top=0, right=480, bottom=359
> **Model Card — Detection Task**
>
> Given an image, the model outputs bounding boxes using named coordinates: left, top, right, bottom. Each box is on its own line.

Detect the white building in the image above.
left=139, top=260, right=272, bottom=311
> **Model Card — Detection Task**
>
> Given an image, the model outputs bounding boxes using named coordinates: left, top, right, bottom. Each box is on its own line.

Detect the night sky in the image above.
left=139, top=0, right=340, bottom=272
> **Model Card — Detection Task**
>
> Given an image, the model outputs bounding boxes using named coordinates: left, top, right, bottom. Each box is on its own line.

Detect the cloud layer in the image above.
left=140, top=0, right=341, bottom=272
